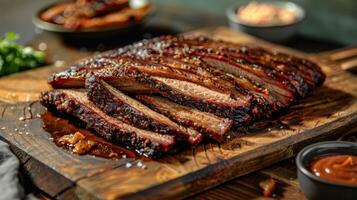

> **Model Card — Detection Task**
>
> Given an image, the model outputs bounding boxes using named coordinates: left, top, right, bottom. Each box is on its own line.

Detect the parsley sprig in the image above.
left=0, top=32, right=45, bottom=76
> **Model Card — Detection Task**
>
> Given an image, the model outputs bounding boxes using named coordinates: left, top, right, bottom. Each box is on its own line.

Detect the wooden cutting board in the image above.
left=0, top=27, right=356, bottom=200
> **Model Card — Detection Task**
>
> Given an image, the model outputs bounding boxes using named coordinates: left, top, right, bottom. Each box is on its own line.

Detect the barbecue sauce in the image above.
left=310, top=154, right=357, bottom=185
left=41, top=111, right=137, bottom=159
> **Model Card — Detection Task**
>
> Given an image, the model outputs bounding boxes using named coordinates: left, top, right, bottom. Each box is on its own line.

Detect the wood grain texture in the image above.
left=0, top=27, right=356, bottom=200
left=192, top=128, right=357, bottom=200
left=192, top=168, right=307, bottom=200
left=0, top=67, right=59, bottom=103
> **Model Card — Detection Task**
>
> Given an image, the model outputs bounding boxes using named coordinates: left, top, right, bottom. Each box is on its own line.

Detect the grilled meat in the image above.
left=137, top=95, right=233, bottom=143
left=44, top=34, right=325, bottom=156
left=85, top=75, right=203, bottom=145
left=41, top=0, right=152, bottom=30
left=39, top=89, right=175, bottom=157
left=49, top=35, right=325, bottom=123
left=51, top=63, right=252, bottom=125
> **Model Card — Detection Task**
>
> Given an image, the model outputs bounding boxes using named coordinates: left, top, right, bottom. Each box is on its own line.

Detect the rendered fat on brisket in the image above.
left=39, top=89, right=175, bottom=157
left=137, top=95, right=233, bottom=143
left=85, top=75, right=203, bottom=145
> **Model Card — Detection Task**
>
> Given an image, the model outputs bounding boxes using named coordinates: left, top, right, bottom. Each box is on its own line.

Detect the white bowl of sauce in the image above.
left=226, top=1, right=305, bottom=42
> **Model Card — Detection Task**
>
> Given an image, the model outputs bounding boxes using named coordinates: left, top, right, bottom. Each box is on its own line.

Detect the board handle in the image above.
left=328, top=47, right=357, bottom=72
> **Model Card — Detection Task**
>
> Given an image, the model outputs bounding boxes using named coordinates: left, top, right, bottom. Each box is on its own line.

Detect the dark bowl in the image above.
left=296, top=141, right=357, bottom=200
left=226, top=1, right=305, bottom=42
left=33, top=0, right=156, bottom=39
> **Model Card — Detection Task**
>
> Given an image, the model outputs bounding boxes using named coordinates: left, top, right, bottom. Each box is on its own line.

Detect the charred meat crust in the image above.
left=39, top=89, right=176, bottom=157
left=85, top=75, right=203, bottom=145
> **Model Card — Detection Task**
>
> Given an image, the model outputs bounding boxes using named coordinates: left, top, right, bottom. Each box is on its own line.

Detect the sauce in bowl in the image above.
left=237, top=2, right=297, bottom=26
left=310, top=154, right=357, bottom=185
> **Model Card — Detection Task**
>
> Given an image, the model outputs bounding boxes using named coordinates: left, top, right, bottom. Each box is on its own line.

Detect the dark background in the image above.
left=1, top=0, right=356, bottom=50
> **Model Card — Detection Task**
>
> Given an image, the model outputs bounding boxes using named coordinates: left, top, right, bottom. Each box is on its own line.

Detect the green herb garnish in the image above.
left=0, top=32, right=45, bottom=76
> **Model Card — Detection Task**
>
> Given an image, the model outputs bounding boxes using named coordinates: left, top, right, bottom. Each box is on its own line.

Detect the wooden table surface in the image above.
left=0, top=29, right=352, bottom=200
left=0, top=3, right=356, bottom=199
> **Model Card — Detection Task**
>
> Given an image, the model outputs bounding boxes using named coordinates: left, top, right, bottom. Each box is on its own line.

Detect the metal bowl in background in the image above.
left=33, top=0, right=156, bottom=39
left=226, top=1, right=305, bottom=42
left=296, top=141, right=357, bottom=200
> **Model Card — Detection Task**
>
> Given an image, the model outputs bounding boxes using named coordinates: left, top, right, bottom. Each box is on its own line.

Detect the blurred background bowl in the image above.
left=226, top=1, right=305, bottom=42
left=33, top=0, right=156, bottom=39
left=296, top=141, right=357, bottom=200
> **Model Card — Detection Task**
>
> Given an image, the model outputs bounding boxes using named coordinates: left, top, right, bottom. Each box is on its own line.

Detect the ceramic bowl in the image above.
left=226, top=1, right=305, bottom=42
left=33, top=0, right=155, bottom=39
left=296, top=141, right=357, bottom=200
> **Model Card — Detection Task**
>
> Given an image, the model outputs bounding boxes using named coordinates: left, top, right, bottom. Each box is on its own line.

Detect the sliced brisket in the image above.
left=42, top=34, right=326, bottom=156
left=121, top=66, right=252, bottom=124
left=48, top=34, right=325, bottom=126
left=137, top=95, right=233, bottom=143
left=85, top=75, right=203, bottom=145
left=122, top=37, right=297, bottom=107
left=148, top=34, right=325, bottom=87
left=119, top=34, right=323, bottom=97
left=169, top=35, right=319, bottom=90
left=51, top=64, right=252, bottom=125
left=39, top=89, right=175, bottom=157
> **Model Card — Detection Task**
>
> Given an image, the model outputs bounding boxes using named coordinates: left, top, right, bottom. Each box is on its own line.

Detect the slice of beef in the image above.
left=49, top=58, right=153, bottom=93
left=201, top=48, right=311, bottom=97
left=85, top=75, right=203, bottom=145
left=137, top=95, right=233, bottom=143
left=39, top=89, right=175, bottom=157
left=201, top=57, right=294, bottom=108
